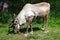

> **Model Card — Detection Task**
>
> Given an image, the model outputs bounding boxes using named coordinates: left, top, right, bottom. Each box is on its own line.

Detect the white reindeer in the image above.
left=9, top=2, right=50, bottom=37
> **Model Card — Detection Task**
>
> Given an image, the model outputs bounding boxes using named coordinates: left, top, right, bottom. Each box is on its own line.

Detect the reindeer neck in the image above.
left=16, top=10, right=26, bottom=25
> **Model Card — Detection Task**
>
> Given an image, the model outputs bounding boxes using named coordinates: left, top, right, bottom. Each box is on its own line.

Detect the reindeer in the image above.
left=9, top=2, right=50, bottom=37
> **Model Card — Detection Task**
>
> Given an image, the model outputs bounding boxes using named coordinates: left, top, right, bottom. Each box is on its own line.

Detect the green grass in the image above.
left=0, top=17, right=60, bottom=40
left=0, top=11, right=60, bottom=40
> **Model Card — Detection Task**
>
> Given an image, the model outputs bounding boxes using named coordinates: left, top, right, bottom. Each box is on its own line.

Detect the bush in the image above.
left=0, top=12, right=12, bottom=23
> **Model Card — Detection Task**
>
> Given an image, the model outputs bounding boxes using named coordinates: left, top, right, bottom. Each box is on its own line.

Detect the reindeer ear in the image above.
left=13, top=13, right=16, bottom=19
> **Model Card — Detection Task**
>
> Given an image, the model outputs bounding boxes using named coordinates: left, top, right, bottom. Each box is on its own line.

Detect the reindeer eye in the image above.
left=16, top=21, right=17, bottom=23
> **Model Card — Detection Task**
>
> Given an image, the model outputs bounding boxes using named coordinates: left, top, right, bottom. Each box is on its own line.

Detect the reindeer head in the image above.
left=9, top=19, right=18, bottom=28
left=9, top=14, right=19, bottom=34
left=9, top=13, right=17, bottom=28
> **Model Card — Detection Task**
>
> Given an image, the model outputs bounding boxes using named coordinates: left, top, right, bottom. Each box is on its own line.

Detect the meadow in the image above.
left=0, top=11, right=60, bottom=40
left=0, top=0, right=60, bottom=40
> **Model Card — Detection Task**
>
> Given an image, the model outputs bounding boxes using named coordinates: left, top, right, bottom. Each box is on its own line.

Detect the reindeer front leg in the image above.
left=42, top=17, right=45, bottom=31
left=24, top=16, right=34, bottom=37
left=24, top=22, right=29, bottom=37
left=30, top=23, right=33, bottom=35
left=44, top=15, right=49, bottom=33
left=29, top=16, right=34, bottom=35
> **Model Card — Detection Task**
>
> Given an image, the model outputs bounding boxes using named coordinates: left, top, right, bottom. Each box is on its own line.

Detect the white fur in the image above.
left=16, top=2, right=50, bottom=26
left=16, top=4, right=34, bottom=25
left=16, top=10, right=26, bottom=25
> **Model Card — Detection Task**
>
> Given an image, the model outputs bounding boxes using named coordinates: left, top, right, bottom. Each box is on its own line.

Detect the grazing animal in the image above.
left=9, top=2, right=50, bottom=36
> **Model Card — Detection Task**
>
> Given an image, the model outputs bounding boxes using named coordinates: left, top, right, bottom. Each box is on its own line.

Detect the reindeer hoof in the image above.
left=42, top=28, right=45, bottom=31
left=24, top=33, right=28, bottom=37
left=44, top=30, right=49, bottom=33
left=30, top=31, right=33, bottom=35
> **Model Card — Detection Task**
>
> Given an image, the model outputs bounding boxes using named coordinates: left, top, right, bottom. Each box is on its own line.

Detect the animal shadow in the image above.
left=20, top=27, right=41, bottom=33
left=8, top=27, right=41, bottom=34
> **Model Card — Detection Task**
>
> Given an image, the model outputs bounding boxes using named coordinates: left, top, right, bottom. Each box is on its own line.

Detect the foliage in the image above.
left=0, top=12, right=12, bottom=23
